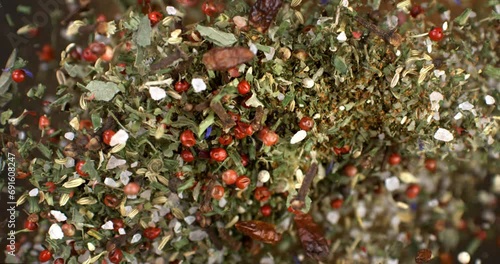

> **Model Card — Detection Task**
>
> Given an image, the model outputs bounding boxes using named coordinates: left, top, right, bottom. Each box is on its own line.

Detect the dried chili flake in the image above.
left=293, top=212, right=329, bottom=260
left=235, top=220, right=282, bottom=244
left=202, top=47, right=255, bottom=71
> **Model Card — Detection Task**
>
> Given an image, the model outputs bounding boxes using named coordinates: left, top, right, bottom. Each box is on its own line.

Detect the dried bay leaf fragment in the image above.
left=293, top=213, right=329, bottom=260
left=249, top=0, right=283, bottom=32
left=235, top=220, right=282, bottom=244
left=202, top=47, right=255, bottom=71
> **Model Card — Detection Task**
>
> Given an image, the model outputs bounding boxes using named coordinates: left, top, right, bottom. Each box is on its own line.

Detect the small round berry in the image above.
left=11, top=69, right=26, bottom=83
left=39, top=249, right=52, bottom=262
left=260, top=130, right=279, bottom=147
left=260, top=204, right=272, bottom=217
left=222, top=169, right=238, bottom=185
left=143, top=227, right=162, bottom=240
left=237, top=80, right=251, bottom=95
left=104, top=194, right=120, bottom=208
left=330, top=198, right=343, bottom=209
left=38, top=115, right=50, bottom=130
left=180, top=130, right=196, bottom=147
left=210, top=148, right=227, bottom=162
left=24, top=220, right=38, bottom=231
left=235, top=175, right=251, bottom=189
left=148, top=11, right=163, bottom=26
left=61, top=223, right=76, bottom=237
left=388, top=153, right=402, bottom=166
left=54, top=258, right=65, bottom=264
left=429, top=27, right=444, bottom=42
left=240, top=154, right=250, bottom=167
left=237, top=121, right=253, bottom=136
left=406, top=184, right=420, bottom=199
left=211, top=185, right=225, bottom=200
left=201, top=0, right=223, bottom=17
left=218, top=134, right=233, bottom=146
left=102, top=129, right=116, bottom=145
left=82, top=47, right=98, bottom=62
left=75, top=160, right=89, bottom=177
left=254, top=186, right=271, bottom=202
left=343, top=164, right=357, bottom=177
left=174, top=80, right=190, bottom=93
left=298, top=117, right=314, bottom=131
left=89, top=42, right=106, bottom=57
left=79, top=119, right=93, bottom=130
left=424, top=158, right=437, bottom=172
left=123, top=182, right=141, bottom=195
left=108, top=249, right=123, bottom=264
left=233, top=126, right=247, bottom=139
left=111, top=218, right=125, bottom=232
left=181, top=149, right=195, bottom=162
left=228, top=111, right=240, bottom=122
left=410, top=4, right=424, bottom=18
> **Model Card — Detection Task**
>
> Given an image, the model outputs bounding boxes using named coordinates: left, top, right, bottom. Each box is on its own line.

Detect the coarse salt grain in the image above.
left=29, top=188, right=39, bottom=197
left=485, top=95, right=495, bottom=105
left=104, top=177, right=119, bottom=187
left=106, top=156, right=126, bottom=169
left=385, top=176, right=400, bottom=192
left=258, top=170, right=270, bottom=183
left=50, top=210, right=68, bottom=222
left=64, top=132, right=75, bottom=140
left=101, top=221, right=114, bottom=230
left=166, top=6, right=177, bottom=15
left=109, top=129, right=129, bottom=146
left=149, top=86, right=166, bottom=101
left=337, top=31, right=347, bottom=42
left=131, top=233, right=142, bottom=243
left=191, top=78, right=207, bottom=93
left=458, top=252, right=470, bottom=264
left=290, top=130, right=307, bottom=144
left=48, top=224, right=64, bottom=240
left=434, top=128, right=454, bottom=142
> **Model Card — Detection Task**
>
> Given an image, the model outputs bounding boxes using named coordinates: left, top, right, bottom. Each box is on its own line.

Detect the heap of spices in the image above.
left=1, top=0, right=498, bottom=263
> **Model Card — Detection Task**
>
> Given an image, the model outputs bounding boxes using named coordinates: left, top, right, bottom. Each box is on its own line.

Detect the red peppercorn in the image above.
left=148, top=11, right=163, bottom=26
left=181, top=149, right=195, bottom=162
left=82, top=47, right=98, bottom=62
left=108, top=249, right=123, bottom=264
left=104, top=194, right=120, bottom=208
left=410, top=4, right=424, bottom=18
left=39, top=249, right=52, bottom=262
left=38, top=115, right=50, bottom=130
left=180, top=130, right=196, bottom=147
left=174, top=80, right=190, bottom=93
left=210, top=148, right=227, bottom=162
left=11, top=69, right=26, bottom=83
left=228, top=111, right=240, bottom=122
left=123, top=182, right=141, bottom=195
left=24, top=219, right=38, bottom=231
left=298, top=117, right=314, bottom=131
left=201, top=0, right=224, bottom=17
left=211, top=185, right=225, bottom=200
left=260, top=130, right=279, bottom=147
left=143, top=227, right=162, bottom=240
left=38, top=44, right=55, bottom=62
left=222, top=169, right=238, bottom=185
left=79, top=119, right=93, bottom=130
left=89, top=42, right=106, bottom=57
left=424, top=158, right=437, bottom=172
left=406, top=184, right=420, bottom=199
left=234, top=126, right=247, bottom=139
left=343, top=165, right=357, bottom=177
left=254, top=186, right=271, bottom=202
left=54, top=258, right=65, bottom=264
left=330, top=198, right=343, bottom=209
left=241, top=154, right=250, bottom=167
left=111, top=218, right=125, bottom=232
left=388, top=153, right=402, bottom=166
left=260, top=204, right=272, bottom=217
left=429, top=27, right=444, bottom=42
left=75, top=160, right=89, bottom=177
left=102, top=129, right=116, bottom=145
left=45, top=181, right=56, bottom=193
left=237, top=121, right=253, bottom=136
left=237, top=80, right=251, bottom=95
left=218, top=134, right=233, bottom=146
left=476, top=230, right=487, bottom=241
left=235, top=175, right=251, bottom=189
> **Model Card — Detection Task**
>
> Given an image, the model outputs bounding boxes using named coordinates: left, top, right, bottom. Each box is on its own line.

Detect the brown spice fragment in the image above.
left=294, top=212, right=330, bottom=261
left=202, top=47, right=255, bottom=71
left=415, top=248, right=432, bottom=263
left=354, top=15, right=402, bottom=47
left=210, top=101, right=236, bottom=130
left=248, top=0, right=283, bottom=32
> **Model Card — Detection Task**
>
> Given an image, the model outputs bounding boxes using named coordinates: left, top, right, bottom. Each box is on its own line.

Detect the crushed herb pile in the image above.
left=1, top=0, right=499, bottom=263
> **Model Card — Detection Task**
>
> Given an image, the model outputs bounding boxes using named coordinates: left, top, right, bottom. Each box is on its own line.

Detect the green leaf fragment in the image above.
left=135, top=16, right=152, bottom=47
left=198, top=112, right=215, bottom=138
left=84, top=81, right=120, bottom=101
left=483, top=65, right=500, bottom=79
left=196, top=25, right=237, bottom=47
left=333, top=56, right=348, bottom=74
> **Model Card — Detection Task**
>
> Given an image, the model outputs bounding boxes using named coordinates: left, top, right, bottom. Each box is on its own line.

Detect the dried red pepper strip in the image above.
left=293, top=212, right=330, bottom=260
left=235, top=220, right=282, bottom=244
left=202, top=47, right=255, bottom=71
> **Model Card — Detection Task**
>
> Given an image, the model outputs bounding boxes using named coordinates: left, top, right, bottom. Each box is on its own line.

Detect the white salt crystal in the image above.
left=184, top=216, right=196, bottom=225
left=485, top=95, right=495, bottom=105
left=434, top=128, right=454, bottom=142
left=131, top=233, right=142, bottom=243
left=149, top=87, right=166, bottom=101
left=50, top=210, right=68, bottom=222
left=191, top=78, right=207, bottom=93
left=258, top=170, right=270, bottom=183
left=101, top=221, right=114, bottom=230
left=29, top=188, right=39, bottom=197
left=458, top=252, right=470, bottom=264
left=337, top=31, right=347, bottom=42
left=290, top=130, right=307, bottom=144
left=104, top=177, right=119, bottom=188
left=326, top=211, right=340, bottom=224
left=188, top=230, right=208, bottom=241
left=106, top=156, right=126, bottom=170
left=110, top=129, right=129, bottom=146
left=48, top=224, right=64, bottom=240
left=385, top=176, right=400, bottom=192
left=64, top=132, right=75, bottom=140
